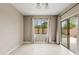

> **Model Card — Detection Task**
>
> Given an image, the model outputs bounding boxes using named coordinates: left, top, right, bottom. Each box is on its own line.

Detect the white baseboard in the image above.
left=6, top=45, right=21, bottom=55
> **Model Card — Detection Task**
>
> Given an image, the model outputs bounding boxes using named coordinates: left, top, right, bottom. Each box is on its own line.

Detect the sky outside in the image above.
left=33, top=19, right=47, bottom=26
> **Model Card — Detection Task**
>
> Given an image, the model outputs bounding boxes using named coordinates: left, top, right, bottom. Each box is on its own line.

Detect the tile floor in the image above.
left=10, top=44, right=75, bottom=55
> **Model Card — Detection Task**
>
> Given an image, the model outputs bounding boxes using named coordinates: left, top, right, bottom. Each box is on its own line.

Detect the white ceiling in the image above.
left=11, top=3, right=71, bottom=15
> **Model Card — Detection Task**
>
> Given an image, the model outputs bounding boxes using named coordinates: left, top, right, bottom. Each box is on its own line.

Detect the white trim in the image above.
left=6, top=45, right=21, bottom=55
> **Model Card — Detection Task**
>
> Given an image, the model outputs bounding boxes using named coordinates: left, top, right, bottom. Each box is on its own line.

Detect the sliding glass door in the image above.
left=61, top=20, right=68, bottom=48
left=61, top=15, right=78, bottom=53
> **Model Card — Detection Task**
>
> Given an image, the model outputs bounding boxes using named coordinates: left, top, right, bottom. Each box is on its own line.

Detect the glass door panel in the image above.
left=61, top=20, right=68, bottom=48
left=61, top=20, right=68, bottom=47
left=69, top=16, right=78, bottom=53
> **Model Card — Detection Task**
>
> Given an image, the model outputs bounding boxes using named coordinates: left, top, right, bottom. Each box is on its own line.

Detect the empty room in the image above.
left=0, top=3, right=79, bottom=55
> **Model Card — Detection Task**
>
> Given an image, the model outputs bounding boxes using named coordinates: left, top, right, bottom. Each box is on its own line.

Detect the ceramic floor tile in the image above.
left=10, top=44, right=75, bottom=55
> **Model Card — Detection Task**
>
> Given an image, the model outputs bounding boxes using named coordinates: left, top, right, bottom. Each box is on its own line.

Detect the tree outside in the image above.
left=34, top=22, right=47, bottom=34
left=62, top=20, right=76, bottom=37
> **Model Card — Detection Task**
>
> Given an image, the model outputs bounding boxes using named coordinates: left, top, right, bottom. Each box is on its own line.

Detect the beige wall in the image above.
left=24, top=15, right=57, bottom=43
left=24, top=16, right=32, bottom=42
left=0, top=4, right=23, bottom=54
